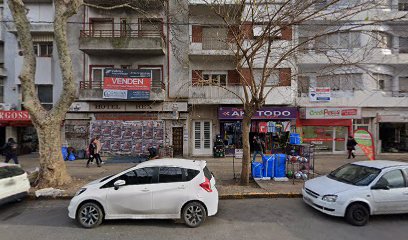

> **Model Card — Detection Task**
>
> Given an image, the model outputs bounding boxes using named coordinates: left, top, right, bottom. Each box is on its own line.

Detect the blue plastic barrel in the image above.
left=274, top=154, right=286, bottom=177
left=252, top=162, right=263, bottom=179
left=262, top=155, right=275, bottom=178
left=61, top=147, right=68, bottom=161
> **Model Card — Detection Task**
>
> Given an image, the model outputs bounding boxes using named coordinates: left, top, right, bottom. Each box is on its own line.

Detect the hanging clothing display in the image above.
left=259, top=122, right=268, bottom=133
left=282, top=121, right=291, bottom=132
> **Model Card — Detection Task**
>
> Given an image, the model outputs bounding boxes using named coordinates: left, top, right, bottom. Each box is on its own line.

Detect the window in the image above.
left=139, top=66, right=163, bottom=89
left=37, top=85, right=53, bottom=110
left=399, top=0, right=408, bottom=11
left=90, top=65, right=113, bottom=87
left=158, top=167, right=183, bottom=183
left=202, top=27, right=228, bottom=50
left=353, top=118, right=370, bottom=131
left=373, top=74, right=392, bottom=91
left=203, top=166, right=213, bottom=180
left=33, top=42, right=53, bottom=57
left=139, top=18, right=162, bottom=37
left=315, top=31, right=361, bottom=50
left=316, top=74, right=363, bottom=91
left=0, top=166, right=25, bottom=179
left=372, top=31, right=392, bottom=49
left=184, top=169, right=200, bottom=181
left=90, top=18, right=113, bottom=37
left=399, top=37, right=408, bottom=53
left=253, top=69, right=279, bottom=86
left=298, top=76, right=310, bottom=95
left=0, top=78, right=3, bottom=103
left=134, top=168, right=157, bottom=184
left=376, top=170, right=406, bottom=189
left=202, top=71, right=227, bottom=86
left=399, top=77, right=408, bottom=92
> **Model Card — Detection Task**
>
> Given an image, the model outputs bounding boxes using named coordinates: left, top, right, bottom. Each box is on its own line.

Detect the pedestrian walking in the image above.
left=94, top=136, right=103, bottom=165
left=252, top=135, right=265, bottom=162
left=86, top=138, right=100, bottom=167
left=2, top=138, right=19, bottom=164
left=347, top=135, right=357, bottom=159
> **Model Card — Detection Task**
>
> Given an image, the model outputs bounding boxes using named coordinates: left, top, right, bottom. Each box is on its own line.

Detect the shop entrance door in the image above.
left=172, top=127, right=183, bottom=157
left=333, top=127, right=347, bottom=153
left=192, top=120, right=212, bottom=156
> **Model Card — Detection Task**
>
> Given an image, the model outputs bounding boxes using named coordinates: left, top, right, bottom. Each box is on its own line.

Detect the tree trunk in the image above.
left=240, top=115, right=252, bottom=185
left=36, top=122, right=71, bottom=188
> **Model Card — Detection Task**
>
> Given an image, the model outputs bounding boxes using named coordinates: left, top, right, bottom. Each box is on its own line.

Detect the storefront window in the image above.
left=380, top=123, right=408, bottom=153
left=303, top=126, right=347, bottom=152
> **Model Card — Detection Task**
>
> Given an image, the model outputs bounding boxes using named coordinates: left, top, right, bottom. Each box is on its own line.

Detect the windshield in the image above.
left=327, top=163, right=380, bottom=186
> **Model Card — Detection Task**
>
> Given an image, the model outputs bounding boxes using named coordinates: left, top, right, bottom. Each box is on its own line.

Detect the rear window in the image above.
left=203, top=166, right=212, bottom=180
left=158, top=167, right=183, bottom=183
left=0, top=166, right=25, bottom=179
left=184, top=169, right=200, bottom=181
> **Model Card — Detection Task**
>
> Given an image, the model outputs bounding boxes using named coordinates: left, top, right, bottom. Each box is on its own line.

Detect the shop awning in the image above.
left=0, top=111, right=32, bottom=126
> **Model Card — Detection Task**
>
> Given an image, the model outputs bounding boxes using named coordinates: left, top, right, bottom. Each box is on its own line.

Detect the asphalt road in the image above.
left=0, top=199, right=407, bottom=240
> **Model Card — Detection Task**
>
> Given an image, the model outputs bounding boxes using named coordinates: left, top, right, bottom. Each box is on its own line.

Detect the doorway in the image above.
left=172, top=127, right=183, bottom=157
left=192, top=120, right=212, bottom=156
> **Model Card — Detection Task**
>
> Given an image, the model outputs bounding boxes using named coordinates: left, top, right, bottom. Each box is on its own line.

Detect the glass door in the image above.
left=334, top=127, right=347, bottom=153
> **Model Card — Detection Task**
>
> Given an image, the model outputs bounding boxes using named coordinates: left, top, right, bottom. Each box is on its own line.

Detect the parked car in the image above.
left=0, top=163, right=30, bottom=205
left=68, top=159, right=218, bottom=228
left=302, top=160, right=408, bottom=226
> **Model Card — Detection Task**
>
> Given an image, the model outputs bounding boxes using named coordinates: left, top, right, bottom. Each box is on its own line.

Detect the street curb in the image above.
left=28, top=192, right=302, bottom=200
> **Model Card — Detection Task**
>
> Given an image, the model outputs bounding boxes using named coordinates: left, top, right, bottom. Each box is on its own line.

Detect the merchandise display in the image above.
left=286, top=143, right=315, bottom=184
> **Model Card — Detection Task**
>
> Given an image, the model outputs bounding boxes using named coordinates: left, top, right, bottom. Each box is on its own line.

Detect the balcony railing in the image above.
left=80, top=30, right=163, bottom=39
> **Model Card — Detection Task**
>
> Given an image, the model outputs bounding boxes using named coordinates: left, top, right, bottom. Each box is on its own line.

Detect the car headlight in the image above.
left=322, top=195, right=338, bottom=202
left=75, top=188, right=87, bottom=196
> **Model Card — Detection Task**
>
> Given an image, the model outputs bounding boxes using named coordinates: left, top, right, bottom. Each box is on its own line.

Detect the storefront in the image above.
left=0, top=110, right=38, bottom=154
left=218, top=106, right=298, bottom=155
left=65, top=102, right=189, bottom=157
left=299, top=107, right=361, bottom=153
left=378, top=114, right=408, bottom=153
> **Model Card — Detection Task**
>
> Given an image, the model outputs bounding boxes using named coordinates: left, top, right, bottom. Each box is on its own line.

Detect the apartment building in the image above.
left=1, top=0, right=58, bottom=154
left=0, top=0, right=406, bottom=157
left=296, top=1, right=408, bottom=154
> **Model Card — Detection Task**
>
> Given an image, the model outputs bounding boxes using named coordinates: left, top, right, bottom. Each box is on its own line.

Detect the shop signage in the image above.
left=354, top=129, right=375, bottom=160
left=309, top=87, right=331, bottom=102
left=90, top=103, right=126, bottom=112
left=234, top=149, right=243, bottom=159
left=103, top=68, right=151, bottom=100
left=218, top=107, right=297, bottom=120
left=0, top=111, right=31, bottom=121
left=302, top=107, right=361, bottom=119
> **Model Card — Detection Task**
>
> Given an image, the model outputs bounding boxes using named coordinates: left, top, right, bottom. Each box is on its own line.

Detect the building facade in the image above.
left=0, top=0, right=407, bottom=157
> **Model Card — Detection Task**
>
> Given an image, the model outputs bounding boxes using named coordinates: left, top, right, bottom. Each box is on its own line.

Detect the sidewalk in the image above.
left=14, top=152, right=408, bottom=199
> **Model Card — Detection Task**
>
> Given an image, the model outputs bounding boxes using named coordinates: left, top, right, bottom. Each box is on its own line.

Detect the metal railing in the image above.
left=189, top=85, right=242, bottom=99
left=80, top=30, right=164, bottom=39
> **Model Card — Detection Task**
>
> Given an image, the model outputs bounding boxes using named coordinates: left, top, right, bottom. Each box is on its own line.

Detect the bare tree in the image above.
left=192, top=0, right=406, bottom=185
left=8, top=0, right=83, bottom=187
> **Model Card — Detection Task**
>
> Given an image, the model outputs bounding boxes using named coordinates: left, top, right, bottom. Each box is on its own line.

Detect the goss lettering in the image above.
left=0, top=111, right=30, bottom=120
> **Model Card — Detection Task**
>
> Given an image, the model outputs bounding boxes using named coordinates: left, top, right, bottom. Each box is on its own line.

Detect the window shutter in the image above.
left=279, top=68, right=292, bottom=86
left=192, top=25, right=203, bottom=43
left=281, top=25, right=292, bottom=41
left=241, top=22, right=253, bottom=39
left=227, top=25, right=239, bottom=42
left=227, top=70, right=240, bottom=85
left=192, top=70, right=202, bottom=86
left=240, top=68, right=254, bottom=86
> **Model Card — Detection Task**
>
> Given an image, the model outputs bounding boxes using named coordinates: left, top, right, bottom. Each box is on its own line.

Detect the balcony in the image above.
left=78, top=81, right=165, bottom=101
left=189, top=37, right=236, bottom=60
left=189, top=85, right=243, bottom=104
left=79, top=30, right=165, bottom=55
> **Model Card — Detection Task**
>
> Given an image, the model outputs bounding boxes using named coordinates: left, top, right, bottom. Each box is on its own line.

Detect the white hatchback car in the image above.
left=0, top=163, right=30, bottom=205
left=68, top=159, right=218, bottom=228
left=302, top=160, right=408, bottom=226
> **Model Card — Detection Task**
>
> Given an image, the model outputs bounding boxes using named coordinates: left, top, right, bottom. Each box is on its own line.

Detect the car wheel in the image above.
left=76, top=202, right=104, bottom=228
left=345, top=203, right=369, bottom=226
left=182, top=202, right=207, bottom=228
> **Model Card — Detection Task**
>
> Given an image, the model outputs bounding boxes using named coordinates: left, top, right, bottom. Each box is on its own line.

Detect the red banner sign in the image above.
left=0, top=111, right=31, bottom=121
left=104, top=77, right=151, bottom=91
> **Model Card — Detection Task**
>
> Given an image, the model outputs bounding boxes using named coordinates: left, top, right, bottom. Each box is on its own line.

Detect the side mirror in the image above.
left=371, top=183, right=390, bottom=190
left=114, top=179, right=126, bottom=190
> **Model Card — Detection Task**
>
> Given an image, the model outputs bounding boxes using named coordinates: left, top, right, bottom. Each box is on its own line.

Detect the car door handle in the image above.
left=141, top=189, right=150, bottom=192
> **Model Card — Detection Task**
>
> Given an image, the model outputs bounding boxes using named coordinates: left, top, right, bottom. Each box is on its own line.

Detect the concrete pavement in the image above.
left=11, top=152, right=408, bottom=198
